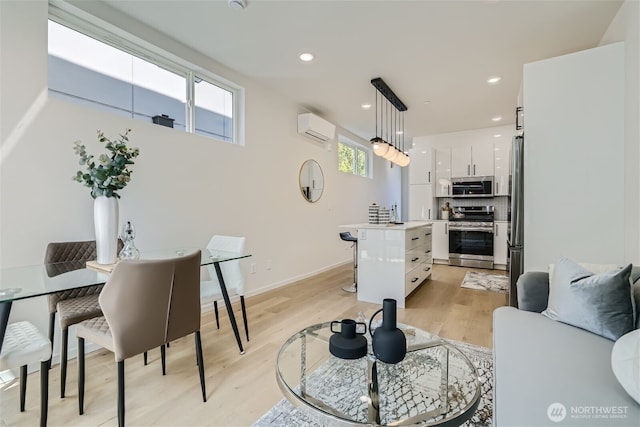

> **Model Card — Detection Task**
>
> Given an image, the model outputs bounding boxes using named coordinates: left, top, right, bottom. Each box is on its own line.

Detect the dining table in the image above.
left=0, top=248, right=252, bottom=355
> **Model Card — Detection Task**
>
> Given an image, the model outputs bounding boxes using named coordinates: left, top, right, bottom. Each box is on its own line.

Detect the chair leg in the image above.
left=47, top=313, right=56, bottom=370
left=40, top=360, right=49, bottom=427
left=60, top=327, right=68, bottom=398
left=78, top=337, right=84, bottom=415
left=195, top=331, right=206, bottom=402
left=240, top=296, right=249, bottom=341
left=19, top=365, right=27, bottom=412
left=117, top=360, right=125, bottom=427
left=213, top=301, right=220, bottom=329
left=160, top=345, right=166, bottom=376
left=143, top=352, right=147, bottom=366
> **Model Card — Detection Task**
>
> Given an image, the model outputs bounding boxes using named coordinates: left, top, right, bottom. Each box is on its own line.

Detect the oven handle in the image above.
left=448, top=226, right=494, bottom=233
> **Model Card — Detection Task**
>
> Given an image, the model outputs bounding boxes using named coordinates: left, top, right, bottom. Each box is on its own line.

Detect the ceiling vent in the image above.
left=297, top=113, right=336, bottom=142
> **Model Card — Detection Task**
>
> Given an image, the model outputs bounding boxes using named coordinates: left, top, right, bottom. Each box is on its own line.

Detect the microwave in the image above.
left=451, top=176, right=494, bottom=198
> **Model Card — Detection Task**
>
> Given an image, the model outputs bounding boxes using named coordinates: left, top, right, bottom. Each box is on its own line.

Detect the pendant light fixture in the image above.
left=371, top=91, right=389, bottom=157
left=370, top=78, right=410, bottom=167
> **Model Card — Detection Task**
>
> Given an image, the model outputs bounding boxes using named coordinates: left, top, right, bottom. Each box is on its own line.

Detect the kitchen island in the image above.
left=342, top=221, right=433, bottom=308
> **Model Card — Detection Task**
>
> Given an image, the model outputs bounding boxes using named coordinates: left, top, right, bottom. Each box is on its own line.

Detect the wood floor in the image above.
left=0, top=263, right=507, bottom=427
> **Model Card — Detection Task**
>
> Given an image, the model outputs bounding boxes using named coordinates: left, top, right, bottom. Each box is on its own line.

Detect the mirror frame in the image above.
left=299, top=159, right=324, bottom=203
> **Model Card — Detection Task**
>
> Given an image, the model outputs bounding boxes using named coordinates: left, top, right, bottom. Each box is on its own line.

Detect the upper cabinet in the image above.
left=434, top=147, right=452, bottom=197
left=451, top=143, right=494, bottom=178
left=408, top=146, right=433, bottom=185
left=494, top=140, right=512, bottom=196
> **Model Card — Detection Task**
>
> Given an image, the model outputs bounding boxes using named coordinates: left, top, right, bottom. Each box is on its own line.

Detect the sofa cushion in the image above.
left=542, top=257, right=634, bottom=341
left=494, top=307, right=640, bottom=426
left=611, top=330, right=640, bottom=405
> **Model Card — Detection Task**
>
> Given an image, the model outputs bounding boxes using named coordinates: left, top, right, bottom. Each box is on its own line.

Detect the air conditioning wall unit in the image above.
left=297, top=113, right=336, bottom=142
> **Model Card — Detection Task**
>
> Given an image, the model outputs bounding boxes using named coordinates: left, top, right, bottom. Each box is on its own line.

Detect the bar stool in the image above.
left=339, top=232, right=358, bottom=293
left=0, top=321, right=52, bottom=427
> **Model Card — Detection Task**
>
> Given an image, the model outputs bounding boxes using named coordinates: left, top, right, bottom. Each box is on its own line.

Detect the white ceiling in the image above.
left=98, top=0, right=622, bottom=143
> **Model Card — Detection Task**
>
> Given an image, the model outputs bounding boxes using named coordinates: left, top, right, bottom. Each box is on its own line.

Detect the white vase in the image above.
left=94, top=196, right=119, bottom=264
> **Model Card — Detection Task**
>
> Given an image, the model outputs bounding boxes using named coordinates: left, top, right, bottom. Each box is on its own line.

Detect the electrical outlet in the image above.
left=250, top=263, right=256, bottom=274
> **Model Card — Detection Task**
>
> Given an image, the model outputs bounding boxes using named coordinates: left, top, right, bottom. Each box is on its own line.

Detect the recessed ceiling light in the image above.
left=493, top=134, right=502, bottom=138
left=487, top=76, right=502, bottom=85
left=491, top=115, right=502, bottom=122
left=423, top=100, right=431, bottom=105
left=396, top=130, right=404, bottom=135
left=361, top=103, right=372, bottom=110
left=299, top=53, right=314, bottom=62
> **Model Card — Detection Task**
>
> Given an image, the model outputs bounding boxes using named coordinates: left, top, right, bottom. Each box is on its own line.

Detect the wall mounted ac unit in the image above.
left=297, top=113, right=336, bottom=142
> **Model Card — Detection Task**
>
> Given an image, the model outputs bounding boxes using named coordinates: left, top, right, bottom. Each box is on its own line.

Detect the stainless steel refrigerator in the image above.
left=508, top=134, right=524, bottom=307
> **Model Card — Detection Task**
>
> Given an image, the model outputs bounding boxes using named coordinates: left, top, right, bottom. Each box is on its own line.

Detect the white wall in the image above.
left=523, top=43, right=625, bottom=271
left=600, top=0, right=640, bottom=264
left=0, top=0, right=401, bottom=358
left=412, top=124, right=515, bottom=150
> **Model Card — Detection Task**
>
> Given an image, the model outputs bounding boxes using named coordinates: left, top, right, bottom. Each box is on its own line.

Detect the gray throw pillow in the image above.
left=542, top=257, right=634, bottom=341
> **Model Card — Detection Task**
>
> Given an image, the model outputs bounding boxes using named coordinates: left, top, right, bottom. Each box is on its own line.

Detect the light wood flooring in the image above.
left=0, top=263, right=507, bottom=427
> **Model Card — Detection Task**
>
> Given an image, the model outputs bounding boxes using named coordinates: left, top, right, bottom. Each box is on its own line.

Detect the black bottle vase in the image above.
left=369, top=298, right=406, bottom=364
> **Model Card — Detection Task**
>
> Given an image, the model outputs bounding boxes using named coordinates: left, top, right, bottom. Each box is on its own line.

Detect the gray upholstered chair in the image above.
left=200, top=235, right=249, bottom=340
left=0, top=321, right=52, bottom=427
left=75, top=250, right=205, bottom=427
left=44, top=239, right=122, bottom=398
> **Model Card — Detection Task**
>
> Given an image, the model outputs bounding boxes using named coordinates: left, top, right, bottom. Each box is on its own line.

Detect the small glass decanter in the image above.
left=119, top=221, right=140, bottom=260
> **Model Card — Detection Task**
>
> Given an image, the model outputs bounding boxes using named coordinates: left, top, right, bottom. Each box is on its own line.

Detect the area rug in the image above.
left=460, top=271, right=508, bottom=294
left=252, top=339, right=493, bottom=427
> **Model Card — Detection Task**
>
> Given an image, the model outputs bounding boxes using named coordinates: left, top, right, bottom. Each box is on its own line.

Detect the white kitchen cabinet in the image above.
left=356, top=222, right=433, bottom=308
left=408, top=146, right=433, bottom=185
left=494, top=221, right=509, bottom=267
left=494, top=140, right=511, bottom=196
left=451, top=144, right=494, bottom=178
left=432, top=220, right=449, bottom=262
left=434, top=148, right=451, bottom=197
left=409, top=184, right=434, bottom=220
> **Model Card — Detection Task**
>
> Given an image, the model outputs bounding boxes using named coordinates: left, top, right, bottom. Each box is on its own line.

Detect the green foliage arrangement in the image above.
left=72, top=129, right=140, bottom=199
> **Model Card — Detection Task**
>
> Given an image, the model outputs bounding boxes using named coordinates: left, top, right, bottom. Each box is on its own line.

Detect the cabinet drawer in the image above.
left=405, top=250, right=426, bottom=273
left=405, top=231, right=422, bottom=250
left=405, top=265, right=428, bottom=296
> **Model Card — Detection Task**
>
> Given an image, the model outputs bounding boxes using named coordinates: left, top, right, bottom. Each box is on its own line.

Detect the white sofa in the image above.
left=493, top=270, right=640, bottom=426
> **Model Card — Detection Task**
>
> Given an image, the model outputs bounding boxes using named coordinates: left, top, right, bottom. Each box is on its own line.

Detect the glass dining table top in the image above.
left=276, top=322, right=480, bottom=426
left=0, top=248, right=250, bottom=304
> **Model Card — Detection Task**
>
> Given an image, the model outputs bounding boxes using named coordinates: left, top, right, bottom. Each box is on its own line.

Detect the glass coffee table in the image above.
left=276, top=322, right=480, bottom=426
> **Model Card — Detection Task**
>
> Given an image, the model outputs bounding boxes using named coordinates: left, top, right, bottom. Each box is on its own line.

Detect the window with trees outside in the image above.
left=338, top=135, right=370, bottom=177
left=47, top=11, right=243, bottom=144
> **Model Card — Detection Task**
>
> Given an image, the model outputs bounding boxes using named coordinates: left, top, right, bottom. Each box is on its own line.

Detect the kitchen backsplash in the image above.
left=437, top=196, right=510, bottom=221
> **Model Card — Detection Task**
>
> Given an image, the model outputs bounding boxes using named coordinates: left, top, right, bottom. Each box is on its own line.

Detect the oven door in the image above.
left=448, top=225, right=494, bottom=269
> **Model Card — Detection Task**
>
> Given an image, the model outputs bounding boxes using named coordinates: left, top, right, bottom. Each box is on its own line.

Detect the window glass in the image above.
left=47, top=18, right=241, bottom=143
left=338, top=136, right=370, bottom=177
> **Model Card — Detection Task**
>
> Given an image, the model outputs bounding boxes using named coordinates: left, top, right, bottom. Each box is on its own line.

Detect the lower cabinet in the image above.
left=432, top=220, right=449, bottom=262
left=357, top=223, right=433, bottom=308
left=494, top=221, right=509, bottom=268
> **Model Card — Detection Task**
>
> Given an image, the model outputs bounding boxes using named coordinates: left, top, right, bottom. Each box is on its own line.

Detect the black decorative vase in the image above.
left=329, top=319, right=367, bottom=359
left=369, top=298, right=406, bottom=364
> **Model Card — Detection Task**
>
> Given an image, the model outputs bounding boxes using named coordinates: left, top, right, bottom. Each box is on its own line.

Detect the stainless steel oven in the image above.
left=448, top=206, right=494, bottom=269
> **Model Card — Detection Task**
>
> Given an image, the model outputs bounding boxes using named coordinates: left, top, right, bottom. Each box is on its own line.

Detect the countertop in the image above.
left=340, top=221, right=432, bottom=230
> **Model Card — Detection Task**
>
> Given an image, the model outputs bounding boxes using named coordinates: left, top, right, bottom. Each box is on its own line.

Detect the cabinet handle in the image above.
left=495, top=226, right=499, bottom=237
left=425, top=232, right=432, bottom=236
left=447, top=185, right=450, bottom=195
left=428, top=171, right=431, bottom=183
left=412, top=237, right=419, bottom=241
left=445, top=224, right=448, bottom=234
left=495, top=182, right=498, bottom=195
left=411, top=257, right=419, bottom=262
left=411, top=277, right=419, bottom=283
left=428, top=208, right=431, bottom=220
left=473, top=164, right=476, bottom=175
left=424, top=267, right=431, bottom=272
left=425, top=250, right=432, bottom=254
left=467, top=164, right=470, bottom=176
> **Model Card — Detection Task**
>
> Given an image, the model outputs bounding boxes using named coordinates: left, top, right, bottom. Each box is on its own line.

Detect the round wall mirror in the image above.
left=299, top=160, right=324, bottom=203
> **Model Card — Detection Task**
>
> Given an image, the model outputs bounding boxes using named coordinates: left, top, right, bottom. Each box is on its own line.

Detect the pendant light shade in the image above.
left=397, top=153, right=411, bottom=167
left=371, top=137, right=389, bottom=157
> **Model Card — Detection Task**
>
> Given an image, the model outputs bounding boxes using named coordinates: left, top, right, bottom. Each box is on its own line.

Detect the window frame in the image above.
left=337, top=134, right=372, bottom=178
left=48, top=2, right=245, bottom=145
